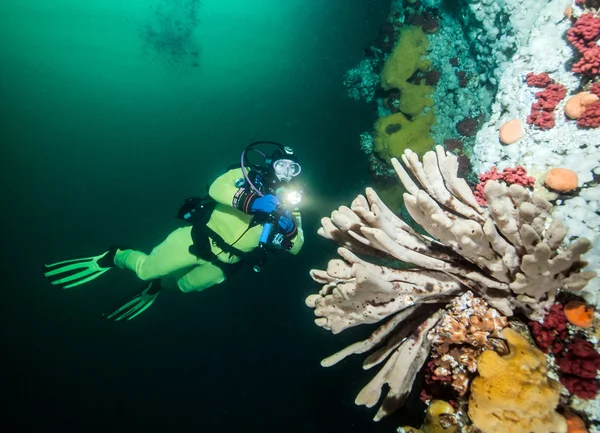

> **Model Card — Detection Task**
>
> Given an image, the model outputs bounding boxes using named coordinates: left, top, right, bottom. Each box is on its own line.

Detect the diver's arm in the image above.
left=208, top=168, right=255, bottom=211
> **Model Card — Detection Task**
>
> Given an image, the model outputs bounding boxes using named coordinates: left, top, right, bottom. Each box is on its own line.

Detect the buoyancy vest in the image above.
left=176, top=196, right=265, bottom=274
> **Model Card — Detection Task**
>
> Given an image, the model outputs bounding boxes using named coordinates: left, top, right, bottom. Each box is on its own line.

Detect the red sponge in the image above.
left=577, top=101, right=600, bottom=128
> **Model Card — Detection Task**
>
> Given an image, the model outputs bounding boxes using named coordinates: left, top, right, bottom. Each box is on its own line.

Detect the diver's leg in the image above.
left=114, top=226, right=200, bottom=281
left=176, top=261, right=227, bottom=293
left=104, top=261, right=226, bottom=321
left=103, top=227, right=211, bottom=321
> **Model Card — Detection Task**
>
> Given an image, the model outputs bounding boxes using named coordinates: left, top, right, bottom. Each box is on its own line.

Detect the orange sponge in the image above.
left=565, top=92, right=599, bottom=119
left=499, top=119, right=525, bottom=144
left=468, top=328, right=567, bottom=433
left=564, top=412, right=588, bottom=433
left=544, top=168, right=579, bottom=192
left=564, top=301, right=594, bottom=329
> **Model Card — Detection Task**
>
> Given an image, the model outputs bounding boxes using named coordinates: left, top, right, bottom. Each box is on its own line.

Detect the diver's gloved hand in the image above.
left=250, top=194, right=280, bottom=214
left=278, top=210, right=296, bottom=235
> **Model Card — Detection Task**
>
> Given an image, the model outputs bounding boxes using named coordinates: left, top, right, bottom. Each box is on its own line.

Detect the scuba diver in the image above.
left=43, top=141, right=305, bottom=321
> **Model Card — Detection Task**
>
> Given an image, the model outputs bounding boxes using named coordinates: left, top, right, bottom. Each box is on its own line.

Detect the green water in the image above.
left=1, top=1, right=420, bottom=432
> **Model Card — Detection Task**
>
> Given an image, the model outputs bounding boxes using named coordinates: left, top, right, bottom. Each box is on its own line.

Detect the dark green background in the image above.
left=1, top=0, right=424, bottom=431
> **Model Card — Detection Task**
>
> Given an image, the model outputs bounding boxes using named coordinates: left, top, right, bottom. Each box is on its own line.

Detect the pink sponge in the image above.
left=568, top=13, right=600, bottom=77
left=577, top=101, right=600, bottom=128
left=525, top=72, right=552, bottom=87
left=561, top=375, right=599, bottom=399
left=557, top=340, right=600, bottom=379
left=474, top=166, right=535, bottom=205
left=529, top=303, right=569, bottom=354
left=573, top=46, right=600, bottom=76
left=557, top=339, right=600, bottom=399
left=527, top=83, right=567, bottom=129
left=567, top=13, right=600, bottom=54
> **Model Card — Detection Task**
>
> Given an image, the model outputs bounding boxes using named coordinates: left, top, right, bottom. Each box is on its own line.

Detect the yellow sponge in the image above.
left=423, top=400, right=458, bottom=433
left=381, top=26, right=431, bottom=91
left=376, top=26, right=435, bottom=158
left=374, top=110, right=435, bottom=159
left=468, top=328, right=567, bottom=433
left=398, top=81, right=434, bottom=116
left=399, top=400, right=458, bottom=433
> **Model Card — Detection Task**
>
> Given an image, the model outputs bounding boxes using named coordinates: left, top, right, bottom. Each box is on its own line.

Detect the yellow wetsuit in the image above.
left=113, top=167, right=304, bottom=292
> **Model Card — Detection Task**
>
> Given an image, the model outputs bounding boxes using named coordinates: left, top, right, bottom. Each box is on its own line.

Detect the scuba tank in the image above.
left=176, top=197, right=216, bottom=224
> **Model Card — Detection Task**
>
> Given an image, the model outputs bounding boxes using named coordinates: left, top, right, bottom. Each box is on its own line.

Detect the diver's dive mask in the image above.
left=240, top=141, right=300, bottom=195
left=273, top=159, right=301, bottom=182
